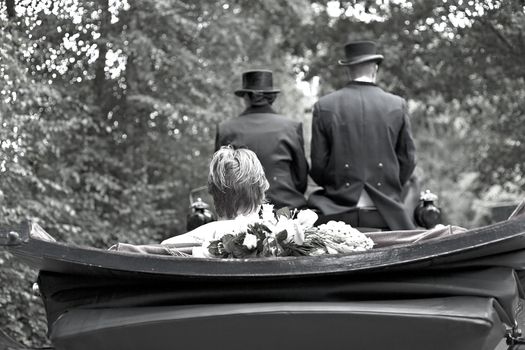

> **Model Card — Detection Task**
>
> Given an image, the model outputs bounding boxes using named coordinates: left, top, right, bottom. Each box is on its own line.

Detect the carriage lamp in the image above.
left=186, top=197, right=216, bottom=231
left=414, top=190, right=442, bottom=229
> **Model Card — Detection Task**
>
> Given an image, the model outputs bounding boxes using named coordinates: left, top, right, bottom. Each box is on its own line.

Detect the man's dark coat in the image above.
left=309, top=81, right=416, bottom=230
left=215, top=105, right=308, bottom=209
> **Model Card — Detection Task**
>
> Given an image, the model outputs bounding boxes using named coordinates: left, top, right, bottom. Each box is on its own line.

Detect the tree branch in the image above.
left=481, top=19, right=515, bottom=53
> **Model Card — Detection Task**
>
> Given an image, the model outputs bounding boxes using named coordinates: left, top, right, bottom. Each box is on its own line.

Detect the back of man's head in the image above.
left=244, top=92, right=278, bottom=107
left=347, top=62, right=378, bottom=82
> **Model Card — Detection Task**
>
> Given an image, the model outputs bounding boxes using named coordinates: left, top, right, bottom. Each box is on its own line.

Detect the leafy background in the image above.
left=1, top=0, right=523, bottom=346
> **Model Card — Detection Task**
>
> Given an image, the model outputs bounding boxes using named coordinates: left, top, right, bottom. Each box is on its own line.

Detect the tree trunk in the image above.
left=94, top=0, right=110, bottom=109
left=5, top=0, right=16, bottom=18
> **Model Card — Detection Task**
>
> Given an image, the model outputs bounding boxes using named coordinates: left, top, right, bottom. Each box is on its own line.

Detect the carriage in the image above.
left=1, top=201, right=525, bottom=350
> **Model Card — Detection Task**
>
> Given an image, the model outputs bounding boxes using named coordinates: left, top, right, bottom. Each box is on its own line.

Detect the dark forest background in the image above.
left=1, top=0, right=524, bottom=345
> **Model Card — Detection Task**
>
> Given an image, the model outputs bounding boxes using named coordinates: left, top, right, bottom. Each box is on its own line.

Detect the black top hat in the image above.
left=234, top=70, right=281, bottom=97
left=338, top=40, right=384, bottom=66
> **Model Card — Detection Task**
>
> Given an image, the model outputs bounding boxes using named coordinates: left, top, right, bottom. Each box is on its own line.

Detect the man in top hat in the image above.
left=308, top=40, right=417, bottom=230
left=215, top=69, right=308, bottom=210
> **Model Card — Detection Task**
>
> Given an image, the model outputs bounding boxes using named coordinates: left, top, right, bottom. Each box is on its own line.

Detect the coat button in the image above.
left=344, top=163, right=349, bottom=168
left=377, top=182, right=382, bottom=187
left=378, top=162, right=383, bottom=168
left=345, top=182, right=350, bottom=187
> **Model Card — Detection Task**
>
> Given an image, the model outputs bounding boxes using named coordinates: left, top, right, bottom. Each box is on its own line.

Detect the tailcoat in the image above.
left=216, top=105, right=308, bottom=209
left=309, top=81, right=416, bottom=230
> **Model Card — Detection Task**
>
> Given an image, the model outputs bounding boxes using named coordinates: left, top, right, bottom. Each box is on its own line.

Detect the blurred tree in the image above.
left=1, top=0, right=311, bottom=345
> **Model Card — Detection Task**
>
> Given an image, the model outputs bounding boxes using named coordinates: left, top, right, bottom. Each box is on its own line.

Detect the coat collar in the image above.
left=240, top=105, right=277, bottom=116
left=346, top=80, right=378, bottom=87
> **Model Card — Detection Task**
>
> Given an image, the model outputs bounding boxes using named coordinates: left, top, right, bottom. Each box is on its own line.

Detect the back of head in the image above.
left=347, top=61, right=378, bottom=82
left=338, top=40, right=382, bottom=83
left=244, top=91, right=278, bottom=107
left=208, top=146, right=269, bottom=219
left=235, top=70, right=281, bottom=107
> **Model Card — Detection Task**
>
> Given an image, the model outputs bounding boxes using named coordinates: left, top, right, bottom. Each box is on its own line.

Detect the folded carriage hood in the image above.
left=2, top=216, right=525, bottom=278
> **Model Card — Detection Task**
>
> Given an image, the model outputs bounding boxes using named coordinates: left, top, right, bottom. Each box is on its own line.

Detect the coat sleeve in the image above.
left=310, top=103, right=331, bottom=186
left=291, top=122, right=309, bottom=194
left=396, top=100, right=417, bottom=186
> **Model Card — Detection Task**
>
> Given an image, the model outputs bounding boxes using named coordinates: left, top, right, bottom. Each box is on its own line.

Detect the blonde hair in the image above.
left=208, top=146, right=269, bottom=219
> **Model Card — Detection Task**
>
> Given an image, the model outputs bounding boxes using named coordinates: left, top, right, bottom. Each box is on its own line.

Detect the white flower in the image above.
left=274, top=217, right=304, bottom=245
left=242, top=233, right=258, bottom=250
left=261, top=204, right=277, bottom=225
left=273, top=216, right=289, bottom=231
left=296, top=209, right=318, bottom=229
left=289, top=221, right=305, bottom=245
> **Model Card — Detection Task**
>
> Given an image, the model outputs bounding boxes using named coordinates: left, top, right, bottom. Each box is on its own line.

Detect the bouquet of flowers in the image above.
left=203, top=204, right=374, bottom=259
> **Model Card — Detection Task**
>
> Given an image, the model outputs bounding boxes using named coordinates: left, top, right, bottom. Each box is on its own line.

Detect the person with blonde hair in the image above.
left=162, top=145, right=269, bottom=245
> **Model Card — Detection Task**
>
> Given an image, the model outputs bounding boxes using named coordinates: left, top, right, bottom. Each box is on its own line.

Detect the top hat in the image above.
left=338, top=40, right=384, bottom=66
left=234, top=70, right=281, bottom=97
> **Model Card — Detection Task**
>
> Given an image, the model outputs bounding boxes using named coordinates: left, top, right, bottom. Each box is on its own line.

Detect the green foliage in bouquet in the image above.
left=208, top=223, right=271, bottom=258
left=207, top=222, right=319, bottom=259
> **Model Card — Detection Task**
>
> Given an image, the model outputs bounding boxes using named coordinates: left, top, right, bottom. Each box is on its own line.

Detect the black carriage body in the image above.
left=2, top=216, right=525, bottom=350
